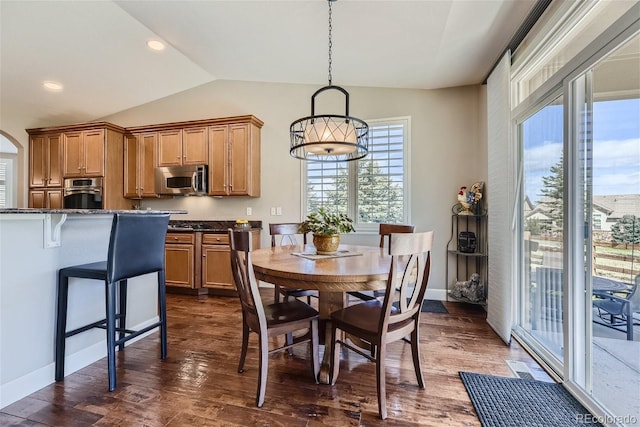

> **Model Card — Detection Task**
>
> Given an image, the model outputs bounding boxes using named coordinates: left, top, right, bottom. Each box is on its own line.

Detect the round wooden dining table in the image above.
left=251, top=244, right=391, bottom=384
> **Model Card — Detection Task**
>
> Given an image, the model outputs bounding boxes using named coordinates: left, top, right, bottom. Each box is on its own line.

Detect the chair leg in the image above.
left=105, top=280, right=118, bottom=391
left=329, top=324, right=341, bottom=385
left=310, top=319, right=319, bottom=383
left=411, top=325, right=425, bottom=388
left=117, top=279, right=127, bottom=351
left=376, top=343, right=387, bottom=420
left=256, top=331, right=268, bottom=408
left=238, top=315, right=249, bottom=373
left=55, top=271, right=69, bottom=381
left=158, top=271, right=168, bottom=359
left=625, top=304, right=633, bottom=341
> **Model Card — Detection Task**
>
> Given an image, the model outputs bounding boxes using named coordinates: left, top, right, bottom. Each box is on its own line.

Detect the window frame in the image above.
left=301, top=116, right=411, bottom=233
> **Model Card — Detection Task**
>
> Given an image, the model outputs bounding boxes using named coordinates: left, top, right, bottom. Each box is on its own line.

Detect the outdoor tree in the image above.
left=539, top=156, right=564, bottom=231
left=307, top=159, right=404, bottom=223
left=611, top=215, right=640, bottom=244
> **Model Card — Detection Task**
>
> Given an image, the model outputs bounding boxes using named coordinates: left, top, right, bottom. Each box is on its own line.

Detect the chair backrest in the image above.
left=378, top=223, right=415, bottom=251
left=379, top=231, right=433, bottom=332
left=269, top=222, right=308, bottom=247
left=229, top=229, right=266, bottom=332
left=107, top=213, right=170, bottom=283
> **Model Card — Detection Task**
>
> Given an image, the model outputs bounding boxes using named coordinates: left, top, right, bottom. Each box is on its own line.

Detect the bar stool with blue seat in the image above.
left=55, top=213, right=171, bottom=391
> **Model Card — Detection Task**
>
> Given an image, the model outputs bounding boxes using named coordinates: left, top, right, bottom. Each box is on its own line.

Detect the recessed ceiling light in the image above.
left=146, top=40, right=165, bottom=51
left=43, top=81, right=63, bottom=92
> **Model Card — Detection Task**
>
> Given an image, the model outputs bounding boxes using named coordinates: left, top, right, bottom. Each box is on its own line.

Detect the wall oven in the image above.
left=63, top=177, right=103, bottom=209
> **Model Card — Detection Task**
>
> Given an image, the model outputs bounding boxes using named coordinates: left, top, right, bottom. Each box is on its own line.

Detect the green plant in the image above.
left=300, top=208, right=355, bottom=236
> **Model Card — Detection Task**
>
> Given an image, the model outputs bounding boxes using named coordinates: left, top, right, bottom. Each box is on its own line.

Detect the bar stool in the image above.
left=55, top=213, right=170, bottom=391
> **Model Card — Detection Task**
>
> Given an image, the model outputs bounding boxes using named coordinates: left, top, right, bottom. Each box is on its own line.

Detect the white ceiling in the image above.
left=0, top=0, right=537, bottom=129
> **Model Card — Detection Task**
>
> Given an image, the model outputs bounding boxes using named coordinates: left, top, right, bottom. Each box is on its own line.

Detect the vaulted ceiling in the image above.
left=0, top=0, right=536, bottom=128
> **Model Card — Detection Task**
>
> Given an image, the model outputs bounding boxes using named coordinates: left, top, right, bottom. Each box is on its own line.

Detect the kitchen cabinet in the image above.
left=124, top=132, right=157, bottom=198
left=208, top=122, right=261, bottom=197
left=201, top=233, right=234, bottom=291
left=201, top=231, right=261, bottom=294
left=164, top=228, right=260, bottom=295
left=165, top=232, right=197, bottom=288
left=29, top=133, right=62, bottom=188
left=157, top=127, right=208, bottom=167
left=27, top=122, right=130, bottom=210
left=63, top=129, right=105, bottom=177
left=28, top=189, right=63, bottom=209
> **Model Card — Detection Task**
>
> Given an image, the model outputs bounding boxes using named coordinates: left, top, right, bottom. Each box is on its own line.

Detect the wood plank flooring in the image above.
left=1, top=293, right=550, bottom=426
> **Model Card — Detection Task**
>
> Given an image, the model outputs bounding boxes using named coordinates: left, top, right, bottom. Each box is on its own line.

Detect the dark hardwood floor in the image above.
left=1, top=292, right=549, bottom=426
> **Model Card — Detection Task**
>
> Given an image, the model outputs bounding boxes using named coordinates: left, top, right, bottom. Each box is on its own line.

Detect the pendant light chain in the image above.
left=328, top=0, right=333, bottom=86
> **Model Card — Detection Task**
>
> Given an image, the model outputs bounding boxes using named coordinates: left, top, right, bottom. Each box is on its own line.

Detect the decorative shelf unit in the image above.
left=446, top=207, right=488, bottom=305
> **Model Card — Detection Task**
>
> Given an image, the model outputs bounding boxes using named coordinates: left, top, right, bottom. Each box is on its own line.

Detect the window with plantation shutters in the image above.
left=303, top=117, right=410, bottom=231
left=0, top=159, right=8, bottom=208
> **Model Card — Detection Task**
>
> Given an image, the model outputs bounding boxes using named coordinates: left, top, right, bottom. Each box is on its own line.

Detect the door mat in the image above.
left=420, top=299, right=448, bottom=313
left=459, top=371, right=602, bottom=426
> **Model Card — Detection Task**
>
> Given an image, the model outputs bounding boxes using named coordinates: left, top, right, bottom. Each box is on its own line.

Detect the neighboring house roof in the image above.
left=593, top=195, right=640, bottom=220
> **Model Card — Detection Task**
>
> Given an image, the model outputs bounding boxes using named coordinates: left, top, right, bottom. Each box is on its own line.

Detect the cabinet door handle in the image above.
left=173, top=237, right=179, bottom=240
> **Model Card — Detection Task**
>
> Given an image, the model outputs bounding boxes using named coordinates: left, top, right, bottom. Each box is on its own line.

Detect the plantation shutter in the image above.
left=357, top=122, right=406, bottom=224
left=306, top=160, right=349, bottom=215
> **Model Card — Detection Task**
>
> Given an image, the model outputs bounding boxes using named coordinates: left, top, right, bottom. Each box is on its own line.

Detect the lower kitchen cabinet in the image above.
left=165, top=232, right=196, bottom=288
left=29, top=189, right=63, bottom=209
left=202, top=233, right=234, bottom=291
left=165, top=229, right=260, bottom=295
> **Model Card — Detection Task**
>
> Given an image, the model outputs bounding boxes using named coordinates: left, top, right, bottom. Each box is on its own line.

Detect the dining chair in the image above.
left=593, top=274, right=639, bottom=341
left=229, top=229, right=320, bottom=408
left=348, top=223, right=415, bottom=303
left=269, top=223, right=317, bottom=304
left=55, top=213, right=170, bottom=391
left=329, top=230, right=433, bottom=419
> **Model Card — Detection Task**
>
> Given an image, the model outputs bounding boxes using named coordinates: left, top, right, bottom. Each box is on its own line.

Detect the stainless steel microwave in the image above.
left=155, top=165, right=208, bottom=196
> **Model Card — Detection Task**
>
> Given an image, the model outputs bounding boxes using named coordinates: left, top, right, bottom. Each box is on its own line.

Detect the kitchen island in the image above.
left=0, top=209, right=185, bottom=408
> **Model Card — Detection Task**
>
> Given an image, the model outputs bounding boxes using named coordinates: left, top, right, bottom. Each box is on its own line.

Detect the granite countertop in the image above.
left=0, top=208, right=187, bottom=215
left=168, top=220, right=262, bottom=232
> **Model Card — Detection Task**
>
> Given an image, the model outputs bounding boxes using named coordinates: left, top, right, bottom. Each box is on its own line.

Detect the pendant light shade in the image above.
left=289, top=0, right=369, bottom=162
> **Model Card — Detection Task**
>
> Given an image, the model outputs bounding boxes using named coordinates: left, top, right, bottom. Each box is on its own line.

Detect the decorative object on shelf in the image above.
left=289, top=0, right=369, bottom=162
left=450, top=273, right=486, bottom=303
left=455, top=181, right=484, bottom=215
left=458, top=231, right=477, bottom=253
left=300, top=207, right=355, bottom=254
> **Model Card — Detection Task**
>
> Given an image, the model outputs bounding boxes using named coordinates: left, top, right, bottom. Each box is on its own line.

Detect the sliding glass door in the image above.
left=519, top=95, right=565, bottom=367
left=586, top=33, right=640, bottom=424
left=515, top=29, right=639, bottom=425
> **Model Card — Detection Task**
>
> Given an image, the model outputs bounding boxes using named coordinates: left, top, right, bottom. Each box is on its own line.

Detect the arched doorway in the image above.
left=0, top=132, right=23, bottom=208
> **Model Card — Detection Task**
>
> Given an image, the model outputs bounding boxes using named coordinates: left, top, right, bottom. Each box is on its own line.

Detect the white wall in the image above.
left=102, top=79, right=487, bottom=297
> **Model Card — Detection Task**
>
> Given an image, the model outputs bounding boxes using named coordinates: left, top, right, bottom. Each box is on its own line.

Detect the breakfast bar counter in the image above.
left=0, top=209, right=184, bottom=408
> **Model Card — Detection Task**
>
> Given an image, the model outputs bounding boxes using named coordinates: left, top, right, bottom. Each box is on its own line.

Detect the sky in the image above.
left=523, top=98, right=640, bottom=203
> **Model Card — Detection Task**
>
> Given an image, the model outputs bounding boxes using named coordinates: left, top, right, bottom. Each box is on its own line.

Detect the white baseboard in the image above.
left=0, top=317, right=159, bottom=409
left=425, top=288, right=447, bottom=301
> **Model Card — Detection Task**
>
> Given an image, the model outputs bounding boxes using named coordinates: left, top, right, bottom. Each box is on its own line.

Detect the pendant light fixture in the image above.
left=289, top=0, right=369, bottom=162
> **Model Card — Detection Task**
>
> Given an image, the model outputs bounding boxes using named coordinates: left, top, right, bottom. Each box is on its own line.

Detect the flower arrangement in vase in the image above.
left=456, top=181, right=484, bottom=215
left=300, top=208, right=355, bottom=254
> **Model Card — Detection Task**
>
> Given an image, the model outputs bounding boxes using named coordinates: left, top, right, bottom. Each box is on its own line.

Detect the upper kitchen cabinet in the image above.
left=27, top=122, right=131, bottom=210
left=157, top=127, right=208, bottom=167
left=63, top=129, right=105, bottom=177
left=29, top=133, right=62, bottom=188
left=209, top=118, right=262, bottom=197
left=124, top=132, right=157, bottom=198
